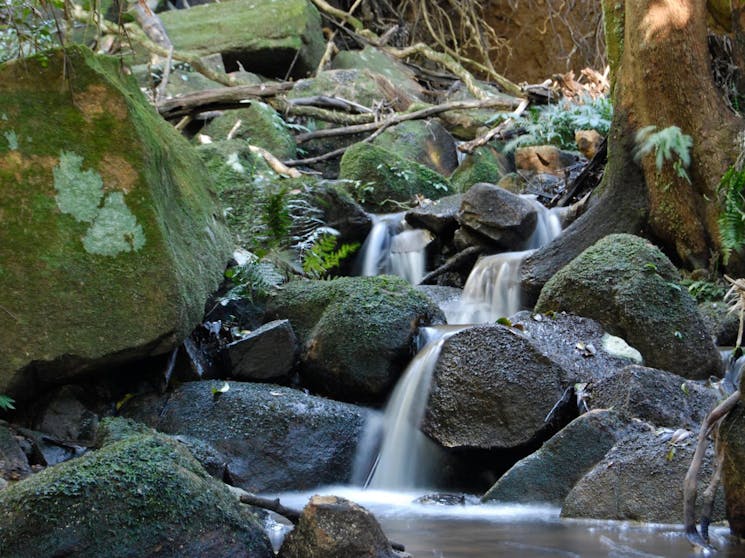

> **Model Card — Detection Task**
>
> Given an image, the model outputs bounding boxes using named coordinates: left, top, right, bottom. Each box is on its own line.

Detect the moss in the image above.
left=331, top=46, right=423, bottom=100
left=339, top=143, right=451, bottom=211
left=451, top=146, right=508, bottom=192
left=0, top=46, right=231, bottom=394
left=200, top=102, right=297, bottom=160
left=0, top=432, right=273, bottom=557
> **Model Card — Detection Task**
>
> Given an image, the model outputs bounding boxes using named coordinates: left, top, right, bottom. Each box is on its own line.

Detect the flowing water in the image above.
left=268, top=487, right=743, bottom=558
left=358, top=214, right=431, bottom=284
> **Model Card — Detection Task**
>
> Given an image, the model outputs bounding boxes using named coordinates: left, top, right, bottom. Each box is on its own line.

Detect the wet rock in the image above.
left=32, top=385, right=100, bottom=442
left=331, top=46, right=425, bottom=102
left=160, top=0, right=325, bottom=79
left=450, top=146, right=509, bottom=193
left=13, top=428, right=86, bottom=467
left=457, top=183, right=538, bottom=249
left=339, top=143, right=452, bottom=212
left=513, top=311, right=642, bottom=384
left=373, top=119, right=458, bottom=177
left=416, top=285, right=462, bottom=313
left=0, top=423, right=274, bottom=558
left=307, top=181, right=372, bottom=245
left=0, top=47, right=231, bottom=399
left=278, top=495, right=406, bottom=558
left=123, top=381, right=367, bottom=493
left=422, top=325, right=567, bottom=450
left=535, top=234, right=721, bottom=379
left=405, top=194, right=462, bottom=236
left=226, top=319, right=298, bottom=382
left=413, top=493, right=467, bottom=506
left=482, top=410, right=634, bottom=505
left=515, top=145, right=580, bottom=175
left=561, top=428, right=725, bottom=523
left=698, top=300, right=739, bottom=346
left=0, top=424, right=31, bottom=481
left=720, top=403, right=745, bottom=537
left=266, top=276, right=445, bottom=403
left=586, top=365, right=719, bottom=430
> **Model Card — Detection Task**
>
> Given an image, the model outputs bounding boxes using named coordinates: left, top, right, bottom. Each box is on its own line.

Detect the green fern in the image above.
left=634, top=125, right=693, bottom=182
left=718, top=165, right=745, bottom=264
left=223, top=254, right=284, bottom=303
left=302, top=233, right=360, bottom=279
left=0, top=394, right=15, bottom=411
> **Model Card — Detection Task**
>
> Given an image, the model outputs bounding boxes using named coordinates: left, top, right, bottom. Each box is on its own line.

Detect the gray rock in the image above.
left=227, top=319, right=298, bottom=381
left=535, top=234, right=721, bottom=379
left=373, top=119, right=458, bottom=177
left=33, top=385, right=99, bottom=442
left=405, top=194, right=462, bottom=235
left=266, top=276, right=445, bottom=403
left=457, top=183, right=538, bottom=248
left=482, top=410, right=633, bottom=505
left=422, top=325, right=566, bottom=450
left=586, top=365, right=719, bottom=429
left=699, top=300, right=739, bottom=346
left=0, top=425, right=30, bottom=481
left=308, top=182, right=372, bottom=244
left=0, top=425, right=274, bottom=558
left=124, top=381, right=367, bottom=493
left=562, top=428, right=725, bottom=523
left=278, top=495, right=406, bottom=558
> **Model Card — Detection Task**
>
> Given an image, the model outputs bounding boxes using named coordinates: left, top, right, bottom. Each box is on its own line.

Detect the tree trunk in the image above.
left=522, top=0, right=743, bottom=299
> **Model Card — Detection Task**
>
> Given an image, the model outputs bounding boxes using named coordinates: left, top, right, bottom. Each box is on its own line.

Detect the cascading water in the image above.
left=355, top=326, right=463, bottom=490
left=357, top=214, right=430, bottom=284
left=446, top=197, right=564, bottom=324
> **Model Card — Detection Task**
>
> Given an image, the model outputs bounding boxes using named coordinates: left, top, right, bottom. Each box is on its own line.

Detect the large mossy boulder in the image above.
left=372, top=119, right=458, bottom=177
left=339, top=143, right=452, bottom=212
left=0, top=47, right=231, bottom=397
left=160, top=0, right=325, bottom=78
left=266, top=276, right=445, bottom=403
left=535, top=234, right=720, bottom=379
left=123, top=381, right=367, bottom=493
left=0, top=425, right=274, bottom=558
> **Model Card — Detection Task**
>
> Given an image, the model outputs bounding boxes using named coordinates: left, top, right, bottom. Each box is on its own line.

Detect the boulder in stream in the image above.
left=266, top=276, right=445, bottom=403
left=535, top=234, right=721, bottom=379
left=0, top=421, right=274, bottom=558
left=123, top=381, right=367, bottom=493
left=226, top=319, right=298, bottom=382
left=278, top=495, right=408, bottom=558
left=0, top=47, right=231, bottom=399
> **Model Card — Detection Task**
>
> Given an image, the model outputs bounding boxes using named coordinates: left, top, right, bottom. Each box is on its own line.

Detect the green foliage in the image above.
left=503, top=95, right=612, bottom=152
left=0, top=394, right=15, bottom=410
left=680, top=278, right=727, bottom=303
left=223, top=253, right=284, bottom=303
left=0, top=0, right=60, bottom=64
left=634, top=125, right=693, bottom=183
left=718, top=165, right=745, bottom=264
left=301, top=231, right=360, bottom=279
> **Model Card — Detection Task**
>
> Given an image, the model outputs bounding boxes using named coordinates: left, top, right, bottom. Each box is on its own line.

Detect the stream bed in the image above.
left=270, top=487, right=745, bottom=557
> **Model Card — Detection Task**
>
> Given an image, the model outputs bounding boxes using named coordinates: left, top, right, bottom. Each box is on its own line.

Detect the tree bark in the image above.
left=522, top=0, right=744, bottom=299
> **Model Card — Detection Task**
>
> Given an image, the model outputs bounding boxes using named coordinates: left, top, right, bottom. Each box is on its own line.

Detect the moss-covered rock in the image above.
left=450, top=146, right=509, bottom=192
left=160, top=0, right=325, bottom=79
left=372, top=119, right=458, bottom=177
left=201, top=102, right=297, bottom=160
left=535, top=234, right=720, bottom=379
left=0, top=428, right=274, bottom=558
left=339, top=143, right=451, bottom=212
left=0, top=47, right=231, bottom=397
left=266, top=276, right=445, bottom=403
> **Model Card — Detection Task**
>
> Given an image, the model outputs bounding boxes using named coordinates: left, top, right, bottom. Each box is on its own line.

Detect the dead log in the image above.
left=239, top=493, right=301, bottom=524
left=420, top=246, right=483, bottom=285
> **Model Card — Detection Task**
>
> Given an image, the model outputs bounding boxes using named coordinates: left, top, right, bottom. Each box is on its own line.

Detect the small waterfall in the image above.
left=358, top=326, right=463, bottom=490
left=447, top=199, right=564, bottom=324
left=357, top=214, right=430, bottom=284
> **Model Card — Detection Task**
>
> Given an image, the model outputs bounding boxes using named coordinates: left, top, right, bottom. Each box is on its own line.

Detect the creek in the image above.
left=281, top=197, right=745, bottom=557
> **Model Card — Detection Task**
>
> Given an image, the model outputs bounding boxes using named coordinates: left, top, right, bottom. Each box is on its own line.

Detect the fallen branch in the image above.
left=248, top=145, right=302, bottom=178
left=295, top=97, right=523, bottom=144
left=239, top=493, right=301, bottom=524
left=457, top=98, right=529, bottom=154
left=286, top=95, right=373, bottom=114
left=421, top=246, right=484, bottom=285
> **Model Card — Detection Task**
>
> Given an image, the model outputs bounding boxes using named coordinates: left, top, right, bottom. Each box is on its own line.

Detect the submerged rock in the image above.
left=266, top=276, right=445, bottom=403
left=535, top=234, right=720, bottom=379
left=123, top=381, right=367, bottom=493
left=0, top=426, right=274, bottom=558
left=278, top=495, right=406, bottom=558
left=0, top=47, right=230, bottom=398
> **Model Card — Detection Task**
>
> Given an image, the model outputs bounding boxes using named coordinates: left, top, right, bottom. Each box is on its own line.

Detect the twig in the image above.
left=457, top=98, right=529, bottom=154
left=239, top=493, right=301, bottom=524
left=294, top=97, right=522, bottom=144
left=286, top=95, right=373, bottom=114
left=249, top=145, right=301, bottom=177
left=0, top=304, right=19, bottom=322
left=420, top=246, right=483, bottom=285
